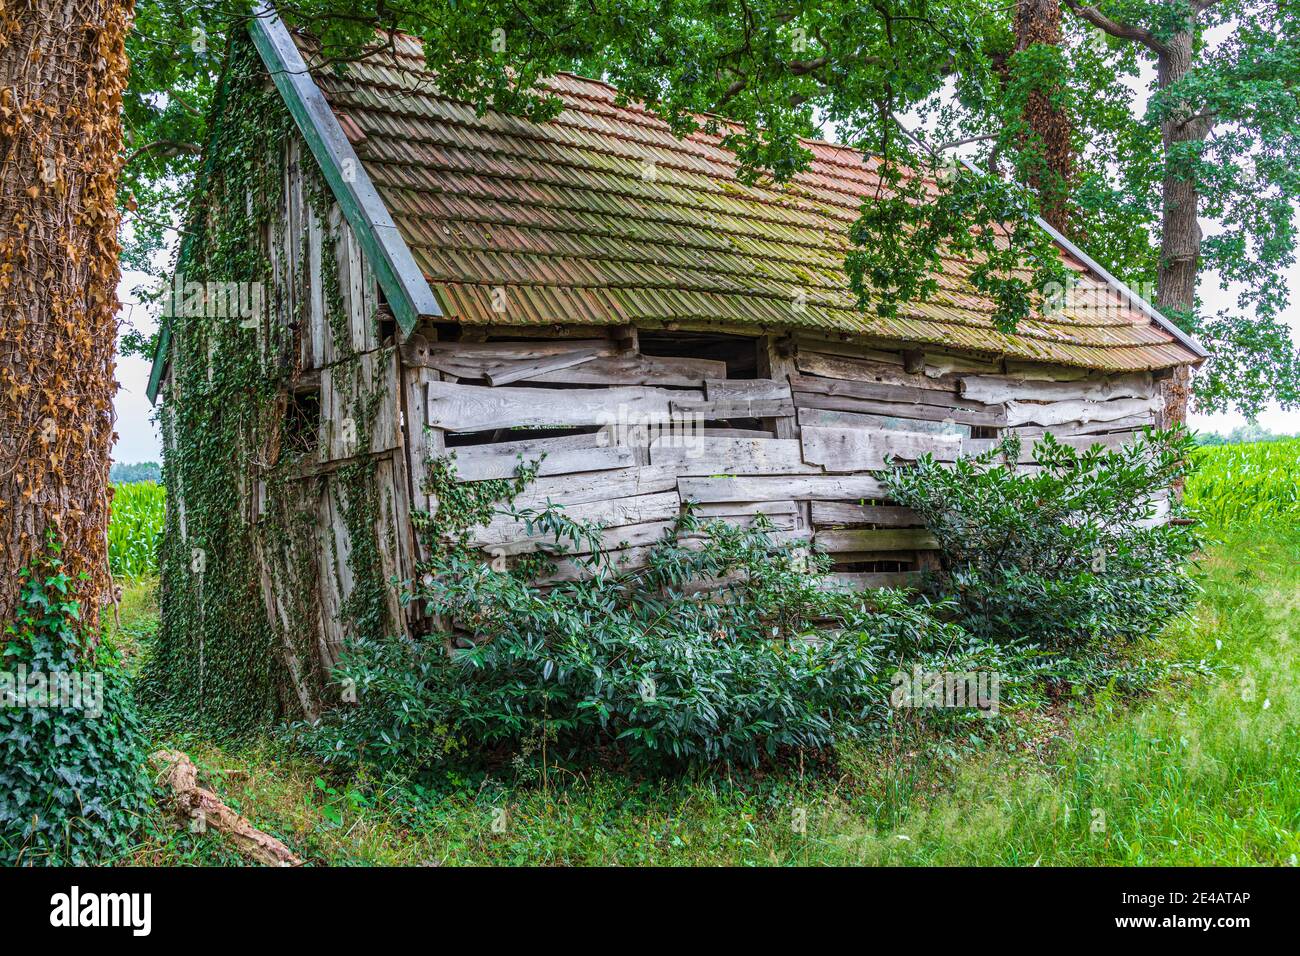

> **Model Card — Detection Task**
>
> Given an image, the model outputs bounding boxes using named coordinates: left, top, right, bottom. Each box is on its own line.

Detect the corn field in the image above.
left=108, top=480, right=166, bottom=579
left=1186, top=438, right=1300, bottom=535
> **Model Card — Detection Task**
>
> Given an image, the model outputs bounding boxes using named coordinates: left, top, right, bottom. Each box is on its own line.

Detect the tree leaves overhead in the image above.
left=124, top=0, right=1300, bottom=415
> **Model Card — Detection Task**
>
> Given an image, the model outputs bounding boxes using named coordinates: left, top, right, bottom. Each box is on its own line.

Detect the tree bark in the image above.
left=1014, top=0, right=1075, bottom=236
left=0, top=0, right=132, bottom=632
left=1154, top=29, right=1207, bottom=315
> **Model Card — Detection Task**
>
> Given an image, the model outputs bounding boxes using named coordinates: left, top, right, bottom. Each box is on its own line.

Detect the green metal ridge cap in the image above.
left=147, top=4, right=444, bottom=404
left=248, top=2, right=441, bottom=330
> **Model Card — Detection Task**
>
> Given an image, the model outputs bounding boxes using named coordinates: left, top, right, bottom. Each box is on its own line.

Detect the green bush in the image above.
left=292, top=458, right=966, bottom=773
left=0, top=547, right=151, bottom=865
left=881, top=428, right=1201, bottom=653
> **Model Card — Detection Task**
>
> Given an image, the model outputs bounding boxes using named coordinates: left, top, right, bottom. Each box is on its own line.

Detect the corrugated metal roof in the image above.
left=299, top=31, right=1201, bottom=371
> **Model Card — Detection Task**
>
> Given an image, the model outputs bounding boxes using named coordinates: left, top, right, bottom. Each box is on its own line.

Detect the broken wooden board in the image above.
left=671, top=398, right=795, bottom=420
left=962, top=430, right=1138, bottom=463
left=793, top=391, right=1006, bottom=428
left=442, top=435, right=635, bottom=481
left=810, top=502, right=921, bottom=527
left=814, top=528, right=938, bottom=552
left=1002, top=395, right=1161, bottom=428
left=521, top=353, right=726, bottom=386
left=679, top=474, right=889, bottom=503
left=483, top=348, right=603, bottom=386
left=821, top=571, right=923, bottom=591
left=796, top=405, right=972, bottom=437
left=800, top=425, right=962, bottom=472
left=649, top=436, right=821, bottom=476
left=426, top=380, right=699, bottom=431
left=469, top=491, right=681, bottom=549
left=512, top=464, right=679, bottom=508
left=796, top=350, right=960, bottom=391
left=703, top=378, right=794, bottom=403
left=959, top=371, right=1154, bottom=404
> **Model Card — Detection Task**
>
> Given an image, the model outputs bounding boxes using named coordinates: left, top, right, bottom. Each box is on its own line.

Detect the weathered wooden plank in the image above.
left=822, top=570, right=923, bottom=591
left=425, top=380, right=698, bottom=431
left=470, top=491, right=682, bottom=548
left=534, top=529, right=814, bottom=583
left=704, top=378, right=794, bottom=403
left=679, top=474, right=889, bottom=503
left=671, top=398, right=795, bottom=420
left=796, top=405, right=972, bottom=437
left=1012, top=413, right=1155, bottom=437
left=482, top=348, right=603, bottom=387
left=1003, top=359, right=1092, bottom=381
left=1003, top=395, right=1162, bottom=427
left=794, top=391, right=1007, bottom=428
left=649, top=436, right=821, bottom=475
left=815, top=528, right=938, bottom=552
left=800, top=425, right=962, bottom=472
left=445, top=435, right=634, bottom=481
left=959, top=371, right=1154, bottom=404
left=962, top=430, right=1138, bottom=463
left=693, top=500, right=799, bottom=518
left=792, top=334, right=905, bottom=365
left=796, top=350, right=960, bottom=391
left=811, top=502, right=921, bottom=527
left=790, top=373, right=992, bottom=411
left=522, top=353, right=727, bottom=386
left=514, top=464, right=679, bottom=508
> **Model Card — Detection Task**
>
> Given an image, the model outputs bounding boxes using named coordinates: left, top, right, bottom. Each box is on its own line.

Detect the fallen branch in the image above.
left=151, top=750, right=303, bottom=867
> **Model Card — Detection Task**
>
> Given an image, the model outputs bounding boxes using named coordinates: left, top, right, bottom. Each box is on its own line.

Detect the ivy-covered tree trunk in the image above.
left=0, top=0, right=134, bottom=631
left=1014, top=0, right=1074, bottom=236
left=1154, top=28, right=1206, bottom=316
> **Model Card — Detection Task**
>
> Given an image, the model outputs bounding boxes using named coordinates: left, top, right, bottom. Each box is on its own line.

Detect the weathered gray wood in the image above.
left=823, top=570, right=923, bottom=590
left=1002, top=395, right=1162, bottom=427
left=1003, top=359, right=1092, bottom=381
left=704, top=378, right=793, bottom=403
left=815, top=528, right=938, bottom=552
left=796, top=405, right=972, bottom=437
left=1012, top=413, right=1154, bottom=437
left=521, top=352, right=726, bottom=386
left=483, top=348, right=603, bottom=386
left=811, top=502, right=921, bottom=527
left=921, top=352, right=1001, bottom=376
left=959, top=371, right=1154, bottom=404
left=469, top=491, right=682, bottom=549
left=679, top=474, right=889, bottom=503
left=794, top=391, right=1007, bottom=428
left=792, top=334, right=905, bottom=365
left=962, top=430, right=1138, bottom=463
left=790, top=373, right=991, bottom=411
left=425, top=380, right=698, bottom=431
left=671, top=398, right=795, bottom=420
left=800, top=425, right=962, bottom=472
left=796, top=350, right=960, bottom=391
left=649, top=436, right=821, bottom=475
left=444, top=436, right=636, bottom=481
left=693, top=500, right=799, bottom=518
left=514, top=464, right=679, bottom=508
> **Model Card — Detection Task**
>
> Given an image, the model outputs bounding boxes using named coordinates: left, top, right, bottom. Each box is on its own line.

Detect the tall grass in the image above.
left=1186, top=438, right=1300, bottom=536
left=109, top=480, right=165, bottom=579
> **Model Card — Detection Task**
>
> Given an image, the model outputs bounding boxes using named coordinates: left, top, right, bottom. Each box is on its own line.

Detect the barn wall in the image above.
left=399, top=325, right=1169, bottom=595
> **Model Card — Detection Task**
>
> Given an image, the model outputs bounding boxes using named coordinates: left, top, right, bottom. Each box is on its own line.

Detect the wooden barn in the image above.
left=147, top=8, right=1206, bottom=720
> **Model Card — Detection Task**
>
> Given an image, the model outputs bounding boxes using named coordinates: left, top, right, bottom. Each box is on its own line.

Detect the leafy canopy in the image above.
left=124, top=1, right=1300, bottom=412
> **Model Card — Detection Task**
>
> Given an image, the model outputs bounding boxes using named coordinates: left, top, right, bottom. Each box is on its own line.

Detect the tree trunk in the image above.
left=1014, top=0, right=1075, bottom=236
left=1154, top=29, right=1207, bottom=315
left=0, top=0, right=133, bottom=633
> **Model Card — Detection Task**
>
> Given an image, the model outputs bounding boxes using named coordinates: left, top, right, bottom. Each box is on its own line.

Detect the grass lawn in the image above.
left=118, top=520, right=1300, bottom=866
